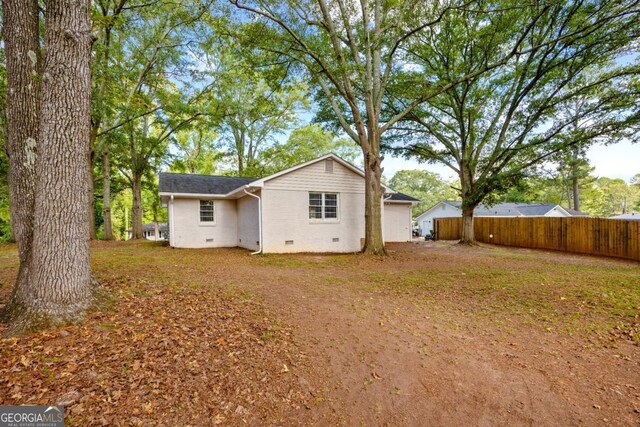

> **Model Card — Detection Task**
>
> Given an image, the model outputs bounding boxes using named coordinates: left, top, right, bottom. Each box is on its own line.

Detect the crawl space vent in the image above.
left=285, top=240, right=294, bottom=245
left=332, top=237, right=340, bottom=242
left=206, top=238, right=214, bottom=242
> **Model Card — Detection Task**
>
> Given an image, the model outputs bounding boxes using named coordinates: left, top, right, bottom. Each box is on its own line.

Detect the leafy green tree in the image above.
left=583, top=177, right=640, bottom=216
left=211, top=45, right=308, bottom=175
left=103, top=1, right=212, bottom=239
left=169, top=128, right=223, bottom=175
left=394, top=1, right=640, bottom=243
left=388, top=170, right=457, bottom=217
left=257, top=124, right=360, bottom=176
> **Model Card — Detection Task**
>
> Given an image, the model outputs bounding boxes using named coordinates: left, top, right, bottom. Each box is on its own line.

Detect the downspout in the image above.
left=169, top=195, right=175, bottom=247
left=244, top=188, right=263, bottom=255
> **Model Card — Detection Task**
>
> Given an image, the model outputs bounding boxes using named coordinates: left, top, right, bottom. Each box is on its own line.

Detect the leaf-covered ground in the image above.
left=1, top=240, right=639, bottom=425
left=0, top=243, right=318, bottom=426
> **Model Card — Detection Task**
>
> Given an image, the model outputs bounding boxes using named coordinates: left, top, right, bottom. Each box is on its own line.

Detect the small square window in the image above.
left=200, top=200, right=215, bottom=222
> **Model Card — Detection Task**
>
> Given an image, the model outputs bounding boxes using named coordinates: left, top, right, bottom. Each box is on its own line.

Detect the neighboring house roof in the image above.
left=142, top=222, right=168, bottom=232
left=159, top=154, right=419, bottom=203
left=610, top=213, right=640, bottom=220
left=415, top=200, right=582, bottom=220
left=159, top=173, right=257, bottom=196
left=564, top=208, right=589, bottom=217
left=387, top=192, right=420, bottom=202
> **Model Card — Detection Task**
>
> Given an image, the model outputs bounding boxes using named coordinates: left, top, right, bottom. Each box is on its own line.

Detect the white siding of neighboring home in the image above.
left=261, top=159, right=365, bottom=253
left=237, top=194, right=260, bottom=251
left=417, top=203, right=461, bottom=236
left=170, top=198, right=238, bottom=248
left=383, top=203, right=412, bottom=242
left=544, top=207, right=570, bottom=217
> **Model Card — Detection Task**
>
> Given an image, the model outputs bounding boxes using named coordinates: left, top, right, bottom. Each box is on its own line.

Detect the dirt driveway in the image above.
left=1, top=240, right=639, bottom=426
left=235, top=242, right=640, bottom=426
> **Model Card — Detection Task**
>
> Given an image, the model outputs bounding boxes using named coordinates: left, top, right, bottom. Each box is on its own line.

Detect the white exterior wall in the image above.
left=544, top=207, right=569, bottom=217
left=383, top=203, right=413, bottom=242
left=261, top=160, right=365, bottom=253
left=237, top=194, right=260, bottom=251
left=417, top=203, right=462, bottom=236
left=170, top=198, right=238, bottom=248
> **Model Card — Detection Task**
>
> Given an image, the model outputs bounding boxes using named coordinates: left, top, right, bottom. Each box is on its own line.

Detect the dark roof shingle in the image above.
left=159, top=173, right=257, bottom=195
left=387, top=192, right=420, bottom=202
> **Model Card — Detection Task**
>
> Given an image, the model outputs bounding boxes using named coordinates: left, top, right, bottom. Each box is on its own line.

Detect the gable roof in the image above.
left=159, top=173, right=257, bottom=196
left=387, top=192, right=420, bottom=202
left=160, top=154, right=417, bottom=200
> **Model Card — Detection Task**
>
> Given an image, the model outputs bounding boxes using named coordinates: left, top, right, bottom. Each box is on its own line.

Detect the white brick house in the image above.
left=159, top=154, right=418, bottom=253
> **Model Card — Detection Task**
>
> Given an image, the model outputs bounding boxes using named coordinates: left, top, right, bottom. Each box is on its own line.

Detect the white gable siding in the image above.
left=264, top=159, right=364, bottom=193
left=383, top=203, right=412, bottom=242
left=237, top=194, right=260, bottom=251
left=418, top=203, right=461, bottom=236
left=171, top=198, right=238, bottom=248
left=261, top=160, right=365, bottom=253
left=544, top=207, right=569, bottom=217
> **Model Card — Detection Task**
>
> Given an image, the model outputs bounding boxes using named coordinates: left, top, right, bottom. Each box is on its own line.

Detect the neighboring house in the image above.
left=143, top=222, right=168, bottom=241
left=159, top=154, right=419, bottom=253
left=610, top=213, right=640, bottom=220
left=127, top=222, right=169, bottom=241
left=415, top=201, right=587, bottom=236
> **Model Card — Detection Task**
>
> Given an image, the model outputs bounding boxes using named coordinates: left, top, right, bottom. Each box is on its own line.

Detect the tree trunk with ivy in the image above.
left=1, top=0, right=40, bottom=321
left=9, top=0, right=96, bottom=334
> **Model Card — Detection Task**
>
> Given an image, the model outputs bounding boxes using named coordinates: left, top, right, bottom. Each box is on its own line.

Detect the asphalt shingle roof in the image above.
left=159, top=173, right=257, bottom=195
left=387, top=192, right=420, bottom=202
left=610, top=213, right=640, bottom=220
left=440, top=201, right=581, bottom=217
left=142, top=222, right=168, bottom=232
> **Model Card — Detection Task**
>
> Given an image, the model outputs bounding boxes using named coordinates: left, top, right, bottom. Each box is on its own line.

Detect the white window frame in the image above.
left=309, top=192, right=339, bottom=222
left=199, top=200, right=216, bottom=226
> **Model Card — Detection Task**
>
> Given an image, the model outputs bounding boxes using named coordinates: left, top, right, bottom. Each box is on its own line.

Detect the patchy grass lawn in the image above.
left=1, top=240, right=639, bottom=426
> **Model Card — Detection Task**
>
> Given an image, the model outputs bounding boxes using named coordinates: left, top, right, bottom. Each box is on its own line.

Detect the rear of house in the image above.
left=159, top=154, right=418, bottom=253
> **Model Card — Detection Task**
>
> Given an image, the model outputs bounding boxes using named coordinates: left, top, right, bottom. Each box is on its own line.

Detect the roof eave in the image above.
left=159, top=191, right=231, bottom=199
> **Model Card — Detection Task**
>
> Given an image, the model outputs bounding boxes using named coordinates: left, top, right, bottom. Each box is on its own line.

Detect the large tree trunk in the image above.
left=460, top=205, right=475, bottom=244
left=459, top=166, right=477, bottom=245
left=11, top=0, right=95, bottom=334
left=1, top=0, right=41, bottom=321
left=88, top=150, right=97, bottom=240
left=102, top=150, right=113, bottom=240
left=362, top=138, right=385, bottom=255
left=131, top=171, right=144, bottom=239
left=571, top=148, right=580, bottom=211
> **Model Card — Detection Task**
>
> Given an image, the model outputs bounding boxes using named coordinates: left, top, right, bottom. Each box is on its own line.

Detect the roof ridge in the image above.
left=159, top=172, right=259, bottom=180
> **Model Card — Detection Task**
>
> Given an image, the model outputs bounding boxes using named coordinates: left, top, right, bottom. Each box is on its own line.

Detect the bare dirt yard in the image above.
left=1, top=240, right=639, bottom=426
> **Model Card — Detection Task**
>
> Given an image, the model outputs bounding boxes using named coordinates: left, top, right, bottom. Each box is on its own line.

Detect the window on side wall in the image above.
left=309, top=192, right=339, bottom=220
left=199, top=200, right=215, bottom=223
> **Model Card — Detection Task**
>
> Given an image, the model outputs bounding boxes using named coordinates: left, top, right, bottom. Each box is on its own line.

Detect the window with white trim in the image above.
left=199, top=200, right=215, bottom=222
left=309, top=193, right=338, bottom=220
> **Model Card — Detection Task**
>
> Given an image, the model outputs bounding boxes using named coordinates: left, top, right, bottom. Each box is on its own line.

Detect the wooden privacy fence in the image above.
left=434, top=216, right=640, bottom=261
